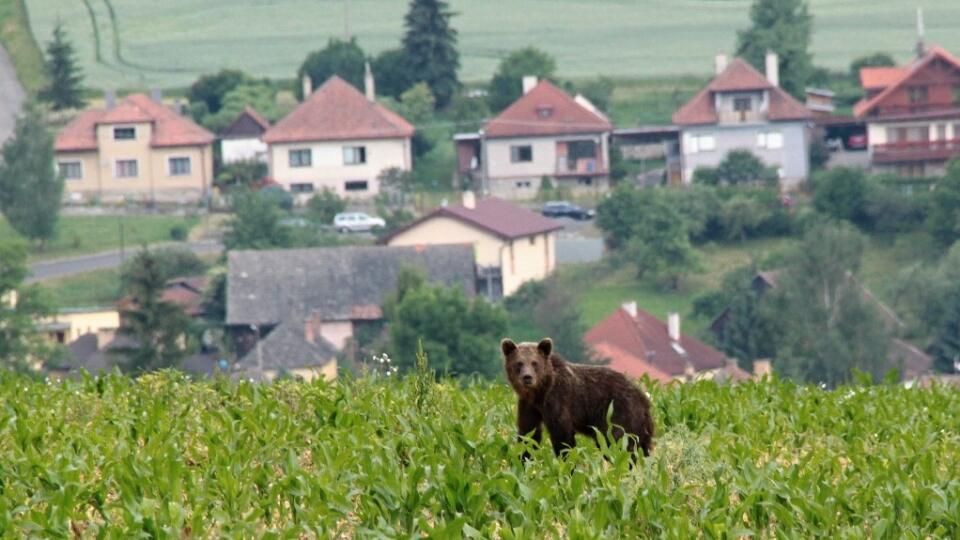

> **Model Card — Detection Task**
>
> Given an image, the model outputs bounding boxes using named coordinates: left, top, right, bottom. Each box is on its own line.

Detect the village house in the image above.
left=853, top=46, right=960, bottom=178
left=220, top=106, right=270, bottom=164
left=261, top=74, right=414, bottom=199
left=225, top=244, right=476, bottom=381
left=673, top=53, right=813, bottom=187
left=455, top=78, right=613, bottom=199
left=380, top=193, right=562, bottom=298
left=40, top=307, right=120, bottom=345
left=585, top=302, right=751, bottom=383
left=55, top=92, right=215, bottom=203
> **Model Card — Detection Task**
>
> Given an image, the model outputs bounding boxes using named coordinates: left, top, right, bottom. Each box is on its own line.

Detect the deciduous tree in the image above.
left=928, top=159, right=960, bottom=246
left=736, top=0, right=813, bottom=98
left=0, top=241, right=58, bottom=371
left=223, top=190, right=292, bottom=251
left=0, top=107, right=63, bottom=249
left=297, top=38, right=366, bottom=100
left=488, top=47, right=556, bottom=112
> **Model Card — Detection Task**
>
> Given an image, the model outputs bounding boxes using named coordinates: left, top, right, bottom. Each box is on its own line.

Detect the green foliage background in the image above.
left=1, top=371, right=958, bottom=536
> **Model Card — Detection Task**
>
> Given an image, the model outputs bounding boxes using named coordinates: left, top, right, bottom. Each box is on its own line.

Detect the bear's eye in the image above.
left=515, top=364, right=523, bottom=373
left=531, top=361, right=538, bottom=369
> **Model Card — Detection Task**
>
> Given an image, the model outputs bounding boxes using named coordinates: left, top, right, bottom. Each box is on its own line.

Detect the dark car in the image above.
left=541, top=201, right=595, bottom=220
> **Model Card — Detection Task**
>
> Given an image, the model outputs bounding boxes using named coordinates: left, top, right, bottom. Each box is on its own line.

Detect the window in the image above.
left=289, top=149, right=312, bottom=167
left=290, top=183, right=314, bottom=194
left=115, top=159, right=138, bottom=178
left=168, top=157, right=191, bottom=176
left=58, top=161, right=82, bottom=180
left=757, top=131, right=783, bottom=149
left=345, top=180, right=368, bottom=192
left=510, top=145, right=533, bottom=162
left=577, top=177, right=593, bottom=186
left=908, top=86, right=928, bottom=104
left=733, top=97, right=752, bottom=112
left=515, top=180, right=532, bottom=188
left=113, top=127, right=136, bottom=140
left=937, top=124, right=947, bottom=141
left=685, top=133, right=716, bottom=153
left=343, top=146, right=367, bottom=165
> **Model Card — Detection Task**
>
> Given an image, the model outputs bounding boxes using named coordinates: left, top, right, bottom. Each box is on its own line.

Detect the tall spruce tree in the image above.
left=401, top=0, right=460, bottom=108
left=735, top=0, right=813, bottom=98
left=39, top=23, right=85, bottom=110
left=112, top=249, right=193, bottom=374
left=0, top=107, right=63, bottom=249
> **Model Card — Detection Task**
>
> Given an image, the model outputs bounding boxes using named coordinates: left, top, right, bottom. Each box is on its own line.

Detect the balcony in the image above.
left=872, top=102, right=960, bottom=120
left=872, top=139, right=960, bottom=164
left=556, top=157, right=605, bottom=176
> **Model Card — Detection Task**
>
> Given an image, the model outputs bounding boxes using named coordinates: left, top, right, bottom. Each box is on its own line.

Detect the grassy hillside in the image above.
left=1, top=371, right=957, bottom=536
left=24, top=0, right=960, bottom=91
left=0, top=0, right=46, bottom=94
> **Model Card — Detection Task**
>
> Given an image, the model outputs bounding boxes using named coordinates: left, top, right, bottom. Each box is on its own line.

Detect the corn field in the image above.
left=1, top=371, right=959, bottom=538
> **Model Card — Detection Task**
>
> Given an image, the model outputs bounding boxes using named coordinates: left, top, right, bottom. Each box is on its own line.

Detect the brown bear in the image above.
left=502, top=337, right=655, bottom=459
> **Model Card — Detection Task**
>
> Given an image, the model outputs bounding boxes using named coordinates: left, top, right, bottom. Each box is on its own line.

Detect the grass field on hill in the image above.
left=24, top=1, right=960, bottom=91
left=1, top=371, right=958, bottom=536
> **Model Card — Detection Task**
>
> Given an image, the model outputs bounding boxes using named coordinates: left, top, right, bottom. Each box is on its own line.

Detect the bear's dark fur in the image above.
left=502, top=337, right=655, bottom=459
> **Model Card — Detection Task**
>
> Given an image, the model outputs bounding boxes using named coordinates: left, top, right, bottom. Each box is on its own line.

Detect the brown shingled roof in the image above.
left=380, top=197, right=563, bottom=243
left=484, top=80, right=612, bottom=138
left=261, top=76, right=414, bottom=144
left=854, top=46, right=960, bottom=118
left=673, top=58, right=812, bottom=126
left=584, top=305, right=728, bottom=377
left=55, top=93, right=214, bottom=152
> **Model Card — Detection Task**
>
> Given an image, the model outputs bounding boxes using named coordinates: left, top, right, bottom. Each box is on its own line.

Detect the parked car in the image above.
left=846, top=133, right=868, bottom=150
left=333, top=212, right=386, bottom=233
left=541, top=201, right=595, bottom=220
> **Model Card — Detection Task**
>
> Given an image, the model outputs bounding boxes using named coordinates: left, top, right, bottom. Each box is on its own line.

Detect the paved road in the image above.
left=26, top=241, right=224, bottom=283
left=0, top=45, right=26, bottom=145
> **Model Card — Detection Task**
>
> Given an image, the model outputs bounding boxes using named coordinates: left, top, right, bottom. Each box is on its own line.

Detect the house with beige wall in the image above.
left=39, top=307, right=120, bottom=345
left=55, top=93, right=214, bottom=203
left=261, top=76, right=413, bottom=199
left=455, top=78, right=612, bottom=199
left=382, top=193, right=563, bottom=298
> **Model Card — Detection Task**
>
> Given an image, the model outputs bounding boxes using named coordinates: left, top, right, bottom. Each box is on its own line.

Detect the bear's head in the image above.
left=501, top=338, right=554, bottom=396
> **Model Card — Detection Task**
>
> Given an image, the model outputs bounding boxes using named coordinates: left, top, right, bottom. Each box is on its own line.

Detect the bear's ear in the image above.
left=537, top=338, right=553, bottom=358
left=501, top=338, right=517, bottom=358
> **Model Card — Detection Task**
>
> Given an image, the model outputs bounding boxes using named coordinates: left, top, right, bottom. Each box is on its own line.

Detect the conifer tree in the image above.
left=401, top=0, right=460, bottom=108
left=39, top=23, right=85, bottom=110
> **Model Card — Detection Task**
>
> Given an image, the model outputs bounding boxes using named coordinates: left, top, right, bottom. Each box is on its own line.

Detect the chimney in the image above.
left=302, top=74, right=313, bottom=99
left=621, top=301, right=637, bottom=318
left=304, top=312, right=323, bottom=345
left=364, top=61, right=376, bottom=101
left=461, top=190, right=476, bottom=209
left=668, top=312, right=681, bottom=342
left=916, top=7, right=926, bottom=58
left=522, top=75, right=538, bottom=95
left=714, top=53, right=728, bottom=75
left=150, top=88, right=162, bottom=103
left=753, top=359, right=772, bottom=378
left=765, top=50, right=779, bottom=87
left=172, top=99, right=184, bottom=116
left=105, top=90, right=116, bottom=109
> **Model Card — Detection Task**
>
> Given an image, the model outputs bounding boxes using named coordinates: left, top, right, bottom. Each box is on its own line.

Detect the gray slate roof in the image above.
left=226, top=245, right=476, bottom=326
left=235, top=318, right=338, bottom=371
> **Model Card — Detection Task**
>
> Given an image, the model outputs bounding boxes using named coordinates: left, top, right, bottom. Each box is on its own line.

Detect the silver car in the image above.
left=333, top=212, right=386, bottom=233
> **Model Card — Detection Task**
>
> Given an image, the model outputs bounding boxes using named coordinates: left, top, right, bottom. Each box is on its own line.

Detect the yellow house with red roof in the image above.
left=55, top=93, right=215, bottom=203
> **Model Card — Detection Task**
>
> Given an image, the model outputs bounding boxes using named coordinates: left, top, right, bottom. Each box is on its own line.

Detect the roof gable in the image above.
left=673, top=58, right=812, bottom=125
left=484, top=80, right=612, bottom=138
left=221, top=106, right=271, bottom=137
left=381, top=197, right=563, bottom=243
left=854, top=46, right=960, bottom=118
left=261, top=76, right=414, bottom=144
left=55, top=93, right=214, bottom=151
left=236, top=318, right=337, bottom=371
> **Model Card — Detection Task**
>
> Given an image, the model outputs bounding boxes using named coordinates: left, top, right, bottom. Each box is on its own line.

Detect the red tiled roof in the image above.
left=673, top=58, right=812, bottom=125
left=261, top=76, right=414, bottom=144
left=55, top=93, right=214, bottom=152
left=591, top=342, right=672, bottom=382
left=584, top=305, right=728, bottom=377
left=854, top=46, right=960, bottom=118
left=859, top=66, right=908, bottom=90
left=484, top=80, right=612, bottom=138
left=380, top=197, right=563, bottom=243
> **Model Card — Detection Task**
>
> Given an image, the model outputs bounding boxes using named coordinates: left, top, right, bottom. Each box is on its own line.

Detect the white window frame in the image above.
left=113, top=126, right=136, bottom=141
left=757, top=131, right=784, bottom=149
left=57, top=160, right=83, bottom=181
left=343, top=146, right=367, bottom=165
left=289, top=148, right=312, bottom=168
left=290, top=182, right=315, bottom=194
left=167, top=156, right=191, bottom=176
left=510, top=145, right=534, bottom=163
left=685, top=133, right=716, bottom=154
left=115, top=159, right=139, bottom=179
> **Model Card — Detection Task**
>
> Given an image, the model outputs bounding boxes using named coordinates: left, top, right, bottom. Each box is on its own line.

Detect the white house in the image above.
left=261, top=76, right=414, bottom=199
left=220, top=106, right=270, bottom=164
left=455, top=78, right=613, bottom=199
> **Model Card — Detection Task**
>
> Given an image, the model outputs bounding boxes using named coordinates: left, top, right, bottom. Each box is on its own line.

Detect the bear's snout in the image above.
left=522, top=374, right=534, bottom=386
